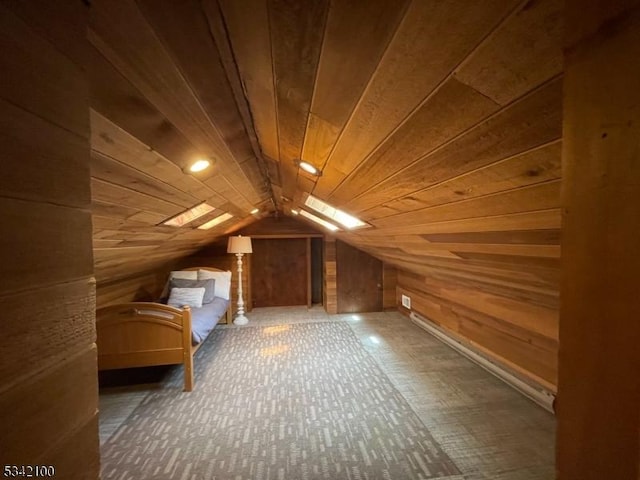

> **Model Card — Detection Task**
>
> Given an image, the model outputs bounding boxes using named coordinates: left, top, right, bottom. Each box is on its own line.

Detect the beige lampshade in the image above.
left=227, top=235, right=252, bottom=254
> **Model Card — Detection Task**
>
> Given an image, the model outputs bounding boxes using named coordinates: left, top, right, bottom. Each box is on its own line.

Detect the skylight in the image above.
left=299, top=209, right=339, bottom=231
left=197, top=213, right=234, bottom=230
left=163, top=202, right=215, bottom=227
left=304, top=194, right=367, bottom=229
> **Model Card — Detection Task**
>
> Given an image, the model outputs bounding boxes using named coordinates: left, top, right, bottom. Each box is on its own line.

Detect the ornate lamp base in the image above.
left=233, top=314, right=249, bottom=326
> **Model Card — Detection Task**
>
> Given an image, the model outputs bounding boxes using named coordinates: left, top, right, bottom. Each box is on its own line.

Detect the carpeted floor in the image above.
left=101, top=322, right=461, bottom=479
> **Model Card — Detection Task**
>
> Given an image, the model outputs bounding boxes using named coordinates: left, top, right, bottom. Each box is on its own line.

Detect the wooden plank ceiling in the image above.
left=88, top=0, right=563, bottom=296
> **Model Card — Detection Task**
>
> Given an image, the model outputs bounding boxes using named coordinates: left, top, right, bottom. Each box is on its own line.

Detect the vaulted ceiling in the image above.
left=89, top=0, right=562, bottom=290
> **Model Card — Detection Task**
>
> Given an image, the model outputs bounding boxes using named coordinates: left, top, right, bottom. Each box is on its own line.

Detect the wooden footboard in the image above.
left=96, top=302, right=195, bottom=391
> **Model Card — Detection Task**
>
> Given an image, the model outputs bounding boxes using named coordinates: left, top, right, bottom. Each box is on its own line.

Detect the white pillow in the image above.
left=167, top=287, right=205, bottom=309
left=169, top=270, right=198, bottom=280
left=198, top=270, right=232, bottom=300
left=160, top=270, right=199, bottom=299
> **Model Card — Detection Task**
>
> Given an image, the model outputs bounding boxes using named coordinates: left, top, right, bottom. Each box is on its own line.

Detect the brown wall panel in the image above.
left=336, top=240, right=383, bottom=313
left=96, top=270, right=170, bottom=308
left=41, top=416, right=100, bottom=480
left=557, top=2, right=640, bottom=477
left=0, top=348, right=98, bottom=464
left=0, top=3, right=98, bottom=474
left=382, top=264, right=398, bottom=310
left=1, top=279, right=96, bottom=388
left=0, top=198, right=94, bottom=294
left=0, top=3, right=88, bottom=137
left=397, top=268, right=558, bottom=390
left=0, top=98, right=90, bottom=207
left=251, top=238, right=308, bottom=307
left=235, top=214, right=323, bottom=237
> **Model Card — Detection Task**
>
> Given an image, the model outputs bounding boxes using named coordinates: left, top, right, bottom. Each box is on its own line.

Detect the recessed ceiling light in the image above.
left=250, top=208, right=259, bottom=215
left=163, top=202, right=215, bottom=227
left=299, top=209, right=339, bottom=231
left=189, top=159, right=210, bottom=173
left=297, top=161, right=321, bottom=176
left=197, top=213, right=234, bottom=230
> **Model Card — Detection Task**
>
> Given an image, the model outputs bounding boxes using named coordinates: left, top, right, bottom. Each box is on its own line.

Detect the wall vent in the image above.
left=401, top=294, right=411, bottom=309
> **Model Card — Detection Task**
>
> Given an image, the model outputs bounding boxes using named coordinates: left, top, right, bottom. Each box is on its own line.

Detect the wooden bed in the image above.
left=96, top=267, right=232, bottom=391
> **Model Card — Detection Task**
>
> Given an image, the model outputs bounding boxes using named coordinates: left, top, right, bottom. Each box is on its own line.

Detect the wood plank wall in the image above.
left=397, top=266, right=558, bottom=391
left=235, top=214, right=322, bottom=238
left=323, top=239, right=338, bottom=314
left=382, top=265, right=397, bottom=310
left=96, top=269, right=171, bottom=308
left=557, top=1, right=640, bottom=477
left=0, top=2, right=99, bottom=477
left=251, top=238, right=309, bottom=307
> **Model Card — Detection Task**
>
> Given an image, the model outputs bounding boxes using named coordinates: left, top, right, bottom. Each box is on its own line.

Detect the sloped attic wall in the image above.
left=87, top=0, right=561, bottom=390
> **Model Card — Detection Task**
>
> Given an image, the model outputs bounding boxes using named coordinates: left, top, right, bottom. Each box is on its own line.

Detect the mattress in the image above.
left=190, top=297, right=229, bottom=345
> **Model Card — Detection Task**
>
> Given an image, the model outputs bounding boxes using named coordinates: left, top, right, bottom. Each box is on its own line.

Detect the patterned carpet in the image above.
left=101, top=322, right=460, bottom=479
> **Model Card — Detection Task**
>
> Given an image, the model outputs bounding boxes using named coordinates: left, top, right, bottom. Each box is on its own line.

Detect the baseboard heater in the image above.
left=409, top=311, right=556, bottom=413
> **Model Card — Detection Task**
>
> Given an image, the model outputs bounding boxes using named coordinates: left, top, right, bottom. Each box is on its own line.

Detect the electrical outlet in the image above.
left=401, top=294, right=411, bottom=309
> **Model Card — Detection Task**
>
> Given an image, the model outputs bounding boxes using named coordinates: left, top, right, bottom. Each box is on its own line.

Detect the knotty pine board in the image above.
left=0, top=97, right=90, bottom=208
left=330, top=77, right=500, bottom=204
left=268, top=0, right=329, bottom=203
left=300, top=0, right=409, bottom=170
left=217, top=0, right=279, bottom=164
left=0, top=2, right=98, bottom=476
left=382, top=264, right=398, bottom=310
left=0, top=4, right=88, bottom=137
left=557, top=2, right=640, bottom=477
left=0, top=348, right=98, bottom=463
left=0, top=198, right=93, bottom=294
left=372, top=180, right=561, bottom=228
left=343, top=77, right=563, bottom=212
left=86, top=43, right=257, bottom=212
left=90, top=151, right=203, bottom=209
left=1, top=279, right=96, bottom=389
left=365, top=140, right=562, bottom=219
left=358, top=209, right=561, bottom=237
left=453, top=0, right=563, bottom=106
left=89, top=0, right=247, bottom=180
left=399, top=285, right=557, bottom=388
left=397, top=269, right=558, bottom=388
left=137, top=0, right=256, bottom=165
left=314, top=0, right=520, bottom=200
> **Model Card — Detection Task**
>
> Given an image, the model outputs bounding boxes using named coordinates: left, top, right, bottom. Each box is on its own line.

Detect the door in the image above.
left=336, top=240, right=383, bottom=313
left=251, top=238, right=308, bottom=307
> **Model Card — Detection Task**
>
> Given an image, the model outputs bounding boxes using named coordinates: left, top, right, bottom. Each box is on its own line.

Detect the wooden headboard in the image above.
left=182, top=266, right=228, bottom=272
